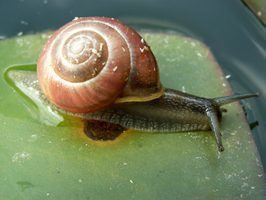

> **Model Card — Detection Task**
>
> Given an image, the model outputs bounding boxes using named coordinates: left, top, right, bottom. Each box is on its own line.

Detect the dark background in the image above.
left=0, top=0, right=265, bottom=169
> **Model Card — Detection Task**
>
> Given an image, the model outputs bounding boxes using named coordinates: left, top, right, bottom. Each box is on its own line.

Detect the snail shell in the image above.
left=37, top=17, right=163, bottom=113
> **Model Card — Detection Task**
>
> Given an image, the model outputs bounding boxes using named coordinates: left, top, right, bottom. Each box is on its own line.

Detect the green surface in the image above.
left=0, top=32, right=265, bottom=199
left=243, top=0, right=266, bottom=25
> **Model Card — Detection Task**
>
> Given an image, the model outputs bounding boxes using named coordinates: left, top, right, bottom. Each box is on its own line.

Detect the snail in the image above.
left=37, top=17, right=257, bottom=152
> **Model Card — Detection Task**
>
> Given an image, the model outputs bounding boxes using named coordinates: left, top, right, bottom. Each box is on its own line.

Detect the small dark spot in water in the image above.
left=156, top=169, right=165, bottom=177
left=16, top=181, right=34, bottom=191
left=84, top=120, right=125, bottom=140
left=242, top=104, right=248, bottom=117
left=240, top=104, right=260, bottom=130
left=138, top=143, right=144, bottom=148
left=55, top=167, right=61, bottom=174
left=250, top=121, right=259, bottom=130
left=220, top=108, right=227, bottom=113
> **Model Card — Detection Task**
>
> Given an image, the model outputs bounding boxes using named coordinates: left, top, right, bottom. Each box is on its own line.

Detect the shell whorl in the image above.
left=53, top=30, right=108, bottom=82
left=37, top=17, right=162, bottom=113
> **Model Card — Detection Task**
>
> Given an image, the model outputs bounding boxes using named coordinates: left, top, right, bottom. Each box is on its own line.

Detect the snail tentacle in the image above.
left=205, top=107, right=224, bottom=152
left=213, top=93, right=258, bottom=106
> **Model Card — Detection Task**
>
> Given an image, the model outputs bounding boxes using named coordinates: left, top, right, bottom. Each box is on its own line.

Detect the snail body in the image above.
left=73, top=89, right=256, bottom=152
left=37, top=17, right=257, bottom=152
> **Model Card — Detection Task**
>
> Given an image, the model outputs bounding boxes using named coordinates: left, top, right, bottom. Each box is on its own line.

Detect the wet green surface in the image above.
left=0, top=32, right=265, bottom=199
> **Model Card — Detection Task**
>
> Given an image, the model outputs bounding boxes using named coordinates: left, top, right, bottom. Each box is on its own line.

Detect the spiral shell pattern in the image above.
left=37, top=17, right=162, bottom=113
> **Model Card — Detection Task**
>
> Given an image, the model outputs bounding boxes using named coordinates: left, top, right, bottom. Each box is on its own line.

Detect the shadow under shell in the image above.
left=84, top=120, right=126, bottom=140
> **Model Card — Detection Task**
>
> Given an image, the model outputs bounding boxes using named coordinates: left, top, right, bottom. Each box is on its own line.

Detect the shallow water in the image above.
left=0, top=0, right=265, bottom=168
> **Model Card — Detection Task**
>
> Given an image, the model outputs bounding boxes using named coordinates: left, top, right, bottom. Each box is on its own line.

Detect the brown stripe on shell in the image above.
left=37, top=17, right=161, bottom=113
